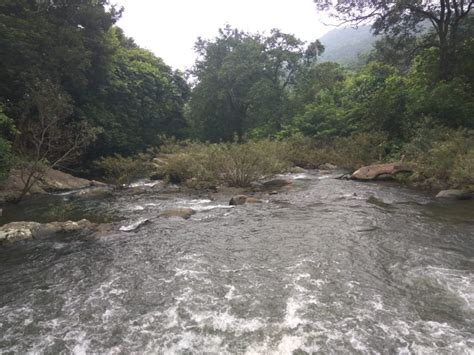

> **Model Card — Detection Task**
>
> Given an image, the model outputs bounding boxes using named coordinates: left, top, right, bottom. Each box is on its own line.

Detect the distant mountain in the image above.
left=319, top=26, right=377, bottom=66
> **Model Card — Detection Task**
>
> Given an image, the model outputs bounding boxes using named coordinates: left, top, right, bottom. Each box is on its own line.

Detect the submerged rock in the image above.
left=0, top=219, right=109, bottom=245
left=159, top=208, right=196, bottom=219
left=435, top=189, right=473, bottom=200
left=229, top=195, right=263, bottom=205
left=351, top=163, right=412, bottom=181
left=262, top=179, right=293, bottom=189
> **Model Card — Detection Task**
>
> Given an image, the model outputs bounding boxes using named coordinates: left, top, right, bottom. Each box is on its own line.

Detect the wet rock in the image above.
left=71, top=186, right=114, bottom=200
left=91, top=180, right=108, bottom=187
left=0, top=222, right=39, bottom=244
left=120, top=218, right=151, bottom=232
left=269, top=191, right=278, bottom=195
left=159, top=208, right=196, bottom=219
left=38, top=169, right=92, bottom=191
left=351, top=163, right=412, bottom=181
left=0, top=168, right=107, bottom=201
left=262, top=179, right=293, bottom=189
left=319, top=163, right=338, bottom=170
left=229, top=195, right=263, bottom=205
left=374, top=173, right=395, bottom=181
left=229, top=195, right=248, bottom=205
left=435, top=189, right=473, bottom=200
left=150, top=172, right=166, bottom=181
left=336, top=173, right=352, bottom=180
left=0, top=219, right=107, bottom=245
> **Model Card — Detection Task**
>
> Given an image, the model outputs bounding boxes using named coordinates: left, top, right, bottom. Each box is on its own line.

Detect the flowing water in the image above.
left=1, top=171, right=473, bottom=354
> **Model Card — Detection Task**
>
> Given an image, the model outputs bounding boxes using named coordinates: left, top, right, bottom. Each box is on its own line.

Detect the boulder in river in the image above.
left=262, top=179, right=293, bottom=189
left=229, top=195, right=263, bottom=205
left=159, top=208, right=196, bottom=219
left=351, top=163, right=412, bottom=181
left=435, top=189, right=473, bottom=200
left=0, top=219, right=108, bottom=245
left=0, top=168, right=107, bottom=202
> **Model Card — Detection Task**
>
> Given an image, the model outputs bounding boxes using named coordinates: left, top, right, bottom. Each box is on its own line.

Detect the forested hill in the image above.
left=319, top=26, right=376, bottom=66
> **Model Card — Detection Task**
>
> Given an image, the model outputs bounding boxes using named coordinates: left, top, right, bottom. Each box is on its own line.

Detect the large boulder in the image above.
left=0, top=219, right=108, bottom=245
left=229, top=195, right=263, bottom=205
left=38, top=169, right=92, bottom=191
left=435, top=189, right=473, bottom=200
left=351, top=163, right=412, bottom=181
left=159, top=208, right=196, bottom=219
left=0, top=168, right=106, bottom=202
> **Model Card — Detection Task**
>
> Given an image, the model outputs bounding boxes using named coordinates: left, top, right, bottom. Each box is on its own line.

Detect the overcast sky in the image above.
left=114, top=0, right=331, bottom=71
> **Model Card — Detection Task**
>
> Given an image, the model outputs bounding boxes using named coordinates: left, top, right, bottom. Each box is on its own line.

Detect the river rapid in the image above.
left=0, top=170, right=473, bottom=354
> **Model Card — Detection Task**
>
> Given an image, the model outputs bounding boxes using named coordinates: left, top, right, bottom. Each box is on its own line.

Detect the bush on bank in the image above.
left=94, top=128, right=473, bottom=191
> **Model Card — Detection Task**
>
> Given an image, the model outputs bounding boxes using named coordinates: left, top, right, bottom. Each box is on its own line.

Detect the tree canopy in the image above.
left=0, top=0, right=190, bottom=170
left=188, top=26, right=324, bottom=141
left=313, top=0, right=474, bottom=79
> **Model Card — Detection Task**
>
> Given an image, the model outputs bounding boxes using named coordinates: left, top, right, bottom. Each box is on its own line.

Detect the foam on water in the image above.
left=119, top=218, right=150, bottom=232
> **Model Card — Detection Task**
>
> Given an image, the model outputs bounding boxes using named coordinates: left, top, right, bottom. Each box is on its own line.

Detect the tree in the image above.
left=0, top=2, right=189, bottom=167
left=14, top=81, right=98, bottom=201
left=313, top=0, right=474, bottom=80
left=188, top=26, right=323, bottom=141
left=83, top=28, right=190, bottom=159
left=0, top=106, right=16, bottom=182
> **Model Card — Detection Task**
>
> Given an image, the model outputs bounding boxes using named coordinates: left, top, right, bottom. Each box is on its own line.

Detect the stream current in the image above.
left=0, top=171, right=473, bottom=354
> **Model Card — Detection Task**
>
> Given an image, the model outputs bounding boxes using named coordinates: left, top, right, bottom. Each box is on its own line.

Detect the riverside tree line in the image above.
left=0, top=0, right=473, bottom=190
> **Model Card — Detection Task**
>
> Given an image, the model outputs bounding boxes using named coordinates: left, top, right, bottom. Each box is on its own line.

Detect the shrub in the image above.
left=403, top=126, right=474, bottom=189
left=158, top=140, right=290, bottom=188
left=330, top=131, right=389, bottom=169
left=94, top=154, right=153, bottom=185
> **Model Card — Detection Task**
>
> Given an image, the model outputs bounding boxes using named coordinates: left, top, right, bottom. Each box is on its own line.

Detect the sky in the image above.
left=114, top=0, right=331, bottom=71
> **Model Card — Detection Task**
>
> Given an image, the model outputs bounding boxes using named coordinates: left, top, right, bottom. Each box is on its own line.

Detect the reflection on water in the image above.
left=0, top=171, right=473, bottom=353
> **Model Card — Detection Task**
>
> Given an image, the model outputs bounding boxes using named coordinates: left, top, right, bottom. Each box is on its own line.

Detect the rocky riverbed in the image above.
left=0, top=170, right=473, bottom=353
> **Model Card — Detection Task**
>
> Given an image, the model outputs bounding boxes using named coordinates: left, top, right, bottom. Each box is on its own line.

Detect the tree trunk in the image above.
left=439, top=41, right=452, bottom=80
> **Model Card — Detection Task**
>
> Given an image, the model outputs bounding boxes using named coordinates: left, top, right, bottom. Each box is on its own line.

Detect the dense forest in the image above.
left=0, top=0, right=473, bottom=194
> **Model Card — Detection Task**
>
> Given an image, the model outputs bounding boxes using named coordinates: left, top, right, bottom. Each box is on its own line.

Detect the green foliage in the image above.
left=0, top=2, right=189, bottom=169
left=0, top=107, right=17, bottom=182
left=159, top=140, right=290, bottom=188
left=402, top=125, right=474, bottom=189
left=330, top=132, right=389, bottom=169
left=84, top=35, right=190, bottom=158
left=188, top=26, right=324, bottom=141
left=94, top=154, right=153, bottom=185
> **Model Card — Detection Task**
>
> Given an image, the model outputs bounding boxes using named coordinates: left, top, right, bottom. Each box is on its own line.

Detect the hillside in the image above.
left=319, top=26, right=377, bottom=66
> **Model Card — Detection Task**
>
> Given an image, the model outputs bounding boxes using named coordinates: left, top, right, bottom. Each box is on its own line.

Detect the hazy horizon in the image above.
left=114, top=0, right=332, bottom=71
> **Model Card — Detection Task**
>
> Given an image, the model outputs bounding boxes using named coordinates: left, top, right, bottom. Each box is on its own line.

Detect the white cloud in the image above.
left=114, top=0, right=331, bottom=70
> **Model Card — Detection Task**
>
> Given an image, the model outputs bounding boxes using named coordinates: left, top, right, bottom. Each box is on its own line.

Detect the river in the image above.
left=0, top=170, right=473, bottom=354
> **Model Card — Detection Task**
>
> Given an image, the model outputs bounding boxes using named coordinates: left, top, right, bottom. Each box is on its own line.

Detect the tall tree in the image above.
left=313, top=0, right=474, bottom=80
left=189, top=26, right=323, bottom=141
